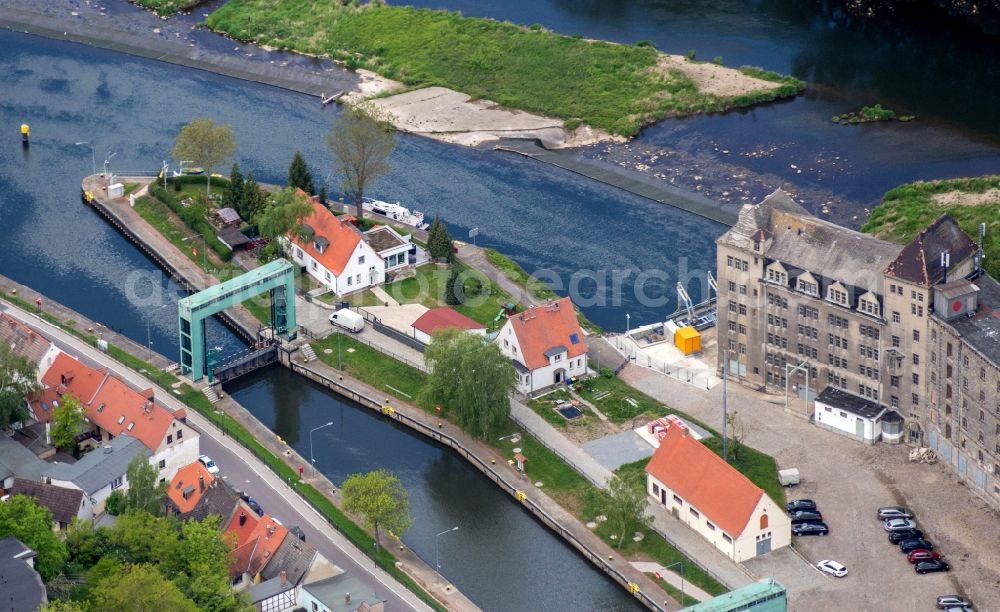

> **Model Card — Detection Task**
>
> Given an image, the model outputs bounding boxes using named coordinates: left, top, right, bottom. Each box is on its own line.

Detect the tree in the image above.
left=39, top=601, right=90, bottom=612
left=124, top=456, right=167, bottom=516
left=171, top=118, right=237, bottom=196
left=287, top=151, right=316, bottom=195
left=426, top=216, right=454, bottom=261
left=423, top=328, right=517, bottom=438
left=317, top=185, right=328, bottom=207
left=169, top=517, right=249, bottom=612
left=0, top=495, right=67, bottom=580
left=726, top=410, right=751, bottom=460
left=93, top=564, right=199, bottom=612
left=0, top=343, right=40, bottom=430
left=240, top=171, right=267, bottom=221
left=223, top=163, right=244, bottom=211
left=326, top=104, right=396, bottom=220
left=444, top=268, right=462, bottom=306
left=603, top=471, right=651, bottom=549
left=255, top=187, right=313, bottom=242
left=50, top=395, right=85, bottom=451
left=341, top=469, right=412, bottom=552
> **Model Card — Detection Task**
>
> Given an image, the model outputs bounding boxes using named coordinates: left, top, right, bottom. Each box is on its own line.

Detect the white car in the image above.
left=877, top=506, right=913, bottom=520
left=884, top=517, right=917, bottom=532
left=816, top=559, right=848, bottom=578
left=198, top=454, right=220, bottom=475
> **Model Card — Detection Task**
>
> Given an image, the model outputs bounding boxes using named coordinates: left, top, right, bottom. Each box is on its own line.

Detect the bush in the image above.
left=712, top=56, right=723, bottom=65
left=105, top=490, right=126, bottom=516
left=150, top=185, right=234, bottom=262
left=635, top=40, right=654, bottom=48
left=686, top=49, right=696, bottom=60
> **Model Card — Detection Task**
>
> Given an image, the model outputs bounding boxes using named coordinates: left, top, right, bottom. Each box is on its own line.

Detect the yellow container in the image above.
left=674, top=326, right=701, bottom=355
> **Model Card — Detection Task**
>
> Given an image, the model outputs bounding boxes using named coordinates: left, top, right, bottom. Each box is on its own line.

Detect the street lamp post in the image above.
left=435, top=526, right=459, bottom=576
left=145, top=304, right=168, bottom=362
left=625, top=313, right=631, bottom=335
left=103, top=151, right=117, bottom=179
left=664, top=561, right=685, bottom=604
left=74, top=141, right=96, bottom=177
left=309, top=421, right=335, bottom=468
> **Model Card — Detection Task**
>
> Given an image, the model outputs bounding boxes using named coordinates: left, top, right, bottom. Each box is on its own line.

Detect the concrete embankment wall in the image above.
left=80, top=185, right=258, bottom=345
left=290, top=359, right=667, bottom=612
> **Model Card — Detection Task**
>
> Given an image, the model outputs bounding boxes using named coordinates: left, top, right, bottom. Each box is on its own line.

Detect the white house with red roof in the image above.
left=496, top=298, right=588, bottom=395
left=645, top=426, right=790, bottom=562
left=411, top=306, right=486, bottom=344
left=39, top=352, right=199, bottom=482
left=285, top=192, right=412, bottom=296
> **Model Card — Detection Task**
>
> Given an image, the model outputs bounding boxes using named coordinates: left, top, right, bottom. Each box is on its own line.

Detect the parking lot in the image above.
left=623, top=365, right=999, bottom=611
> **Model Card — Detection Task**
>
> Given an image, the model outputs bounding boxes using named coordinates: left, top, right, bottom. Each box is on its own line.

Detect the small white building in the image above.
left=411, top=306, right=486, bottom=345
left=287, top=197, right=385, bottom=297
left=362, top=225, right=412, bottom=276
left=813, top=386, right=886, bottom=445
left=645, top=426, right=790, bottom=562
left=496, top=298, right=588, bottom=395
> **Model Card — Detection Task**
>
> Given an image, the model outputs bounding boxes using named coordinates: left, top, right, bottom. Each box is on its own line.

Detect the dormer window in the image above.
left=313, top=235, right=329, bottom=255
left=798, top=279, right=818, bottom=296
left=859, top=292, right=880, bottom=317
left=765, top=262, right=787, bottom=286
left=117, top=415, right=125, bottom=425
left=126, top=422, right=135, bottom=431
left=827, top=283, right=848, bottom=306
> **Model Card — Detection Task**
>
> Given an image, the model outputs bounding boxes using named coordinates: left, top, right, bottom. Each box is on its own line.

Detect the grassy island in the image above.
left=832, top=104, right=915, bottom=125
left=862, top=176, right=1000, bottom=278
left=132, top=0, right=200, bottom=16
left=205, top=1, right=804, bottom=136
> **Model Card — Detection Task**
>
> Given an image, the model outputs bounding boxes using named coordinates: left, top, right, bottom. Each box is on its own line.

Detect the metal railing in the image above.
left=610, top=335, right=716, bottom=390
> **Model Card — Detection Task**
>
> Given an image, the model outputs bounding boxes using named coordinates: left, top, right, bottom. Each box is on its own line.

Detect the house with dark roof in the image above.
left=0, top=537, right=47, bottom=612
left=645, top=426, right=790, bottom=562
left=299, top=571, right=386, bottom=612
left=0, top=434, right=48, bottom=491
left=411, top=306, right=486, bottom=344
left=39, top=352, right=199, bottom=482
left=813, top=386, right=890, bottom=444
left=496, top=298, right=588, bottom=395
left=43, top=434, right=149, bottom=515
left=10, top=478, right=89, bottom=529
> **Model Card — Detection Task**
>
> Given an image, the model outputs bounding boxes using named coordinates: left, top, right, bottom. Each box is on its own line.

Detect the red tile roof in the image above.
left=40, top=352, right=179, bottom=452
left=412, top=307, right=485, bottom=335
left=645, top=426, right=764, bottom=537
left=0, top=313, right=52, bottom=364
left=225, top=506, right=289, bottom=578
left=167, top=461, right=216, bottom=515
left=28, top=387, right=62, bottom=424
left=507, top=298, right=586, bottom=370
left=289, top=190, right=363, bottom=276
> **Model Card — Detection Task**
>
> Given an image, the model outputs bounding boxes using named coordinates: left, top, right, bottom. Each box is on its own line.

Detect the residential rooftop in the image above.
left=10, top=478, right=84, bottom=525
left=816, top=387, right=886, bottom=420
left=681, top=578, right=786, bottom=611
left=941, top=273, right=1000, bottom=366
left=43, top=435, right=148, bottom=495
left=0, top=537, right=47, bottom=612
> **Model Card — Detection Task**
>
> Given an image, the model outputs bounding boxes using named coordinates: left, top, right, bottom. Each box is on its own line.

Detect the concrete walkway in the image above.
left=456, top=243, right=540, bottom=308
left=0, top=302, right=433, bottom=612
left=631, top=561, right=713, bottom=602
left=369, top=285, right=399, bottom=306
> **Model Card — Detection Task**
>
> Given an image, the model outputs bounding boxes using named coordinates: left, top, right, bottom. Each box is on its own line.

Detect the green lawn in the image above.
left=384, top=263, right=514, bottom=328
left=310, top=333, right=428, bottom=401
left=862, top=175, right=1000, bottom=280
left=526, top=388, right=583, bottom=429
left=207, top=1, right=802, bottom=137
left=575, top=375, right=680, bottom=423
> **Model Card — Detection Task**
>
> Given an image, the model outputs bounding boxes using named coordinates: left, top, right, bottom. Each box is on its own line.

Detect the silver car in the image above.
left=877, top=506, right=913, bottom=520
left=884, top=517, right=917, bottom=532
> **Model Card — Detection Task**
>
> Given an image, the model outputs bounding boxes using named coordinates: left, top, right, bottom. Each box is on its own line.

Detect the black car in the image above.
left=900, top=538, right=934, bottom=553
left=916, top=560, right=950, bottom=574
left=888, top=528, right=924, bottom=544
left=792, top=521, right=829, bottom=536
left=789, top=510, right=823, bottom=524
left=786, top=499, right=817, bottom=513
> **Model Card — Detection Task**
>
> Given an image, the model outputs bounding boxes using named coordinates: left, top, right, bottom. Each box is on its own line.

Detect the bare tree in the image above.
left=726, top=410, right=751, bottom=460
left=325, top=103, right=396, bottom=220
left=172, top=118, right=237, bottom=197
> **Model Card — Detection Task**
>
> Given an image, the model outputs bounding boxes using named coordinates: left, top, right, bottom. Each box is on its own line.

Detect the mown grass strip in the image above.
left=207, top=1, right=802, bottom=136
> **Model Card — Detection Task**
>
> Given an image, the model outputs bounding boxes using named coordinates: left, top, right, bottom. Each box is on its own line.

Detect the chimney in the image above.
left=279, top=570, right=287, bottom=586
left=239, top=511, right=246, bottom=526
left=199, top=474, right=205, bottom=492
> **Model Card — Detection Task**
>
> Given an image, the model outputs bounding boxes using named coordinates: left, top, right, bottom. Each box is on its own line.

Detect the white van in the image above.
left=329, top=308, right=364, bottom=333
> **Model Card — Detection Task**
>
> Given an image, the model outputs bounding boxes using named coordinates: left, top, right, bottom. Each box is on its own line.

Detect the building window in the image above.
left=111, top=476, right=123, bottom=490
left=673, top=494, right=683, bottom=505
left=892, top=311, right=901, bottom=323
left=706, top=521, right=716, bottom=531
left=912, top=393, right=919, bottom=405
left=723, top=534, right=733, bottom=543
left=912, top=373, right=919, bottom=385
left=728, top=281, right=736, bottom=292
left=652, top=483, right=660, bottom=496
left=158, top=459, right=166, bottom=469
left=167, top=434, right=173, bottom=444
left=913, top=330, right=920, bottom=342
left=859, top=297, right=879, bottom=316
left=359, top=255, right=365, bottom=264
left=912, top=354, right=919, bottom=366
left=890, top=375, right=900, bottom=388
left=798, top=279, right=818, bottom=295
left=891, top=396, right=899, bottom=408
left=177, top=429, right=183, bottom=439
left=739, top=304, right=747, bottom=315
left=689, top=507, right=700, bottom=518
left=760, top=514, right=769, bottom=529
left=739, top=284, right=747, bottom=295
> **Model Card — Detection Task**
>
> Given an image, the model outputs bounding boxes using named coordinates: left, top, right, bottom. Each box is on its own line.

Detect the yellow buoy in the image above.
left=20, top=124, right=29, bottom=144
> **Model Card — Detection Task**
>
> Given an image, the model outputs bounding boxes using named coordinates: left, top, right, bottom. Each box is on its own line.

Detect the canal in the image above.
left=225, top=366, right=639, bottom=612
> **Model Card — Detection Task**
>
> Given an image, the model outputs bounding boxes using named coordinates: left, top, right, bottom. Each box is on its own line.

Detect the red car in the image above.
left=907, top=549, right=941, bottom=564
